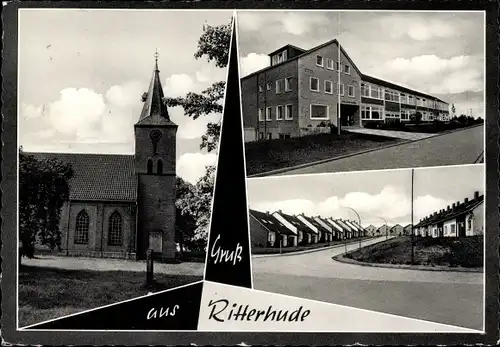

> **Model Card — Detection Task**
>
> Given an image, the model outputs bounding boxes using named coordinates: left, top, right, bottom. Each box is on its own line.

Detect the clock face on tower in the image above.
left=149, top=130, right=162, bottom=155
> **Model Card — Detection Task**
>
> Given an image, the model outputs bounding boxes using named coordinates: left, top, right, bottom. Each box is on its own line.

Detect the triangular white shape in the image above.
left=198, top=281, right=479, bottom=333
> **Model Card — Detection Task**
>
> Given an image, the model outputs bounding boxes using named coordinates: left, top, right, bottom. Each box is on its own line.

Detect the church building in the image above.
left=30, top=57, right=178, bottom=261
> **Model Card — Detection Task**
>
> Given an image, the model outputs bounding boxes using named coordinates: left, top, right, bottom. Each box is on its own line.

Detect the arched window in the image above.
left=75, top=210, right=89, bottom=244
left=157, top=159, right=163, bottom=174
left=108, top=211, right=123, bottom=246
left=147, top=159, right=153, bottom=174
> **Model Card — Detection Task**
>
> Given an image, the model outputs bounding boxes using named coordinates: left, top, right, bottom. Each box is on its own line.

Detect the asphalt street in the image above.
left=251, top=236, right=484, bottom=330
left=275, top=125, right=484, bottom=176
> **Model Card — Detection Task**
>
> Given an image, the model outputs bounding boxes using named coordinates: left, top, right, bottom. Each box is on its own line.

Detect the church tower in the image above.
left=134, top=53, right=178, bottom=261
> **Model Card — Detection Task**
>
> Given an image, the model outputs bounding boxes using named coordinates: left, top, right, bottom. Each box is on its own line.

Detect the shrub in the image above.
left=364, top=121, right=380, bottom=129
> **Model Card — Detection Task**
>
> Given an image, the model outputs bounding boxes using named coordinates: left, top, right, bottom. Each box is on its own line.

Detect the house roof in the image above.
left=350, top=220, right=366, bottom=232
left=403, top=224, right=412, bottom=229
left=267, top=43, right=306, bottom=57
left=390, top=224, right=403, bottom=230
left=414, top=194, right=484, bottom=228
left=278, top=212, right=314, bottom=234
left=26, top=152, right=137, bottom=202
left=301, top=215, right=331, bottom=234
left=335, top=219, right=353, bottom=232
left=249, top=209, right=296, bottom=236
left=137, top=60, right=177, bottom=127
left=366, top=224, right=376, bottom=229
left=361, top=74, right=447, bottom=104
left=242, top=38, right=363, bottom=80
left=327, top=218, right=345, bottom=232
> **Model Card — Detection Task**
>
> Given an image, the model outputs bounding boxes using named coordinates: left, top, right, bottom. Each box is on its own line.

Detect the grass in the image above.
left=245, top=132, right=401, bottom=175
left=252, top=236, right=374, bottom=255
left=344, top=235, right=483, bottom=268
left=18, top=265, right=203, bottom=327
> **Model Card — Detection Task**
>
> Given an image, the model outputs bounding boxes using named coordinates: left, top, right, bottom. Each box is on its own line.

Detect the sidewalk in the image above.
left=346, top=128, right=434, bottom=141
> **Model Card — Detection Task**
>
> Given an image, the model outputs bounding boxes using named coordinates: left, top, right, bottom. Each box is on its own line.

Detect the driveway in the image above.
left=251, top=236, right=484, bottom=330
left=346, top=128, right=435, bottom=141
left=275, top=125, right=484, bottom=175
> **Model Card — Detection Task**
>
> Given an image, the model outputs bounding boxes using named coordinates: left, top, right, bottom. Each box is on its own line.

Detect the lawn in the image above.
left=344, top=235, right=483, bottom=268
left=18, top=265, right=203, bottom=327
left=252, top=236, right=374, bottom=255
left=245, top=132, right=401, bottom=176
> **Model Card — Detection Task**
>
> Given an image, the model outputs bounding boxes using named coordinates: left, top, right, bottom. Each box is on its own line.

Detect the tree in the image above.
left=176, top=165, right=216, bottom=250
left=451, top=103, right=456, bottom=117
left=410, top=111, right=422, bottom=124
left=19, top=150, right=73, bottom=257
left=163, top=19, right=232, bottom=153
left=175, top=177, right=197, bottom=255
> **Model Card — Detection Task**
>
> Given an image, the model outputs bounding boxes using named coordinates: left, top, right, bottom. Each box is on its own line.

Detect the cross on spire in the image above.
left=154, top=49, right=159, bottom=71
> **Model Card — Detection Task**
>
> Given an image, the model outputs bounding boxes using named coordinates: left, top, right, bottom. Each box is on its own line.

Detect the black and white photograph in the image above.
left=247, top=164, right=485, bottom=331
left=238, top=11, right=485, bottom=177
left=17, top=8, right=232, bottom=328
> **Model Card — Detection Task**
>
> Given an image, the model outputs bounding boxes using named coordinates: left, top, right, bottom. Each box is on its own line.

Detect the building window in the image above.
left=268, top=232, right=276, bottom=242
left=285, top=77, right=292, bottom=91
left=348, top=85, right=355, bottom=97
left=157, top=159, right=163, bottom=174
left=266, top=83, right=271, bottom=91
left=276, top=105, right=284, bottom=120
left=370, top=86, right=381, bottom=99
left=285, top=104, right=293, bottom=120
left=316, top=55, right=324, bottom=67
left=310, top=77, right=319, bottom=92
left=259, top=132, right=264, bottom=140
left=147, top=159, right=153, bottom=174
left=324, top=80, right=333, bottom=94
left=259, top=85, right=263, bottom=92
left=258, top=108, right=264, bottom=121
left=450, top=224, right=456, bottom=236
left=337, top=83, right=344, bottom=96
left=310, top=104, right=329, bottom=120
left=361, top=83, right=370, bottom=97
left=400, top=93, right=407, bottom=104
left=385, top=90, right=400, bottom=102
left=344, top=65, right=350, bottom=74
left=372, top=106, right=382, bottom=119
left=408, top=95, right=413, bottom=104
left=108, top=211, right=123, bottom=246
left=326, top=58, right=334, bottom=70
left=336, top=61, right=342, bottom=72
left=467, top=218, right=472, bottom=230
left=75, top=210, right=90, bottom=244
left=401, top=110, right=409, bottom=120
left=266, top=107, right=272, bottom=121
left=361, top=106, right=370, bottom=119
left=276, top=79, right=283, bottom=94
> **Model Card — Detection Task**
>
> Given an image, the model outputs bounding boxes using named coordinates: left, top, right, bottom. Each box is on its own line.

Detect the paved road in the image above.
left=251, top=236, right=484, bottom=330
left=347, top=128, right=435, bottom=141
left=276, top=125, right=484, bottom=176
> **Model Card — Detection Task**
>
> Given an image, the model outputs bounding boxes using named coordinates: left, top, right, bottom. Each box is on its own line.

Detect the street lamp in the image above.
left=378, top=216, right=388, bottom=240
left=344, top=206, right=362, bottom=250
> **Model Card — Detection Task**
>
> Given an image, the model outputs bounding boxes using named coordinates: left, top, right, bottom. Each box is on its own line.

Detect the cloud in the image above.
left=406, top=20, right=457, bottom=41
left=105, top=81, right=144, bottom=107
left=414, top=195, right=455, bottom=221
left=251, top=185, right=411, bottom=223
left=240, top=53, right=269, bottom=76
left=163, top=74, right=197, bottom=98
left=169, top=106, right=221, bottom=140
left=382, top=54, right=483, bottom=94
left=177, top=152, right=218, bottom=184
left=280, top=12, right=328, bottom=36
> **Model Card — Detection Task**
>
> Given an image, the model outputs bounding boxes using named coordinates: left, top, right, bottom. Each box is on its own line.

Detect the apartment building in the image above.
left=242, top=39, right=450, bottom=142
left=413, top=191, right=484, bottom=238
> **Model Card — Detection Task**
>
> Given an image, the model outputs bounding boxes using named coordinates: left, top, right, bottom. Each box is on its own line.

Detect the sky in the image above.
left=237, top=10, right=485, bottom=119
left=246, top=164, right=485, bottom=228
left=18, top=9, right=232, bottom=184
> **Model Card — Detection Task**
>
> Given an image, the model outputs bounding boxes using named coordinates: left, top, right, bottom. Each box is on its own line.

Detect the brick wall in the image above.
left=297, top=42, right=361, bottom=129
left=241, top=59, right=299, bottom=140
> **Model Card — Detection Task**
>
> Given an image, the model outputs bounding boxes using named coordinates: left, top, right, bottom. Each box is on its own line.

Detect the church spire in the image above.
left=137, top=51, right=176, bottom=126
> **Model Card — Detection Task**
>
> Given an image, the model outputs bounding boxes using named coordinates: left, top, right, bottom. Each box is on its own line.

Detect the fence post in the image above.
left=146, top=249, right=154, bottom=287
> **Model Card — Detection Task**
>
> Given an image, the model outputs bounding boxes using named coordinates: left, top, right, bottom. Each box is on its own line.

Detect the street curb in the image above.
left=332, top=252, right=484, bottom=273
left=252, top=237, right=379, bottom=258
left=248, top=124, right=484, bottom=178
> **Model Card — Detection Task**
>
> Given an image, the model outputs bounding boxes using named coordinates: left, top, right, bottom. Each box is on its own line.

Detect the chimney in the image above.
left=456, top=201, right=460, bottom=207
left=474, top=191, right=479, bottom=199
left=464, top=197, right=469, bottom=203
left=447, top=205, right=450, bottom=211
left=278, top=209, right=283, bottom=214
left=266, top=211, right=270, bottom=215
left=452, top=203, right=456, bottom=209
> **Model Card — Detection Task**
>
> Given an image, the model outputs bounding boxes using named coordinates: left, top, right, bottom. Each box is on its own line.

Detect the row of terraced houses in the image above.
left=413, top=191, right=484, bottom=238
left=242, top=39, right=450, bottom=142
left=249, top=209, right=367, bottom=248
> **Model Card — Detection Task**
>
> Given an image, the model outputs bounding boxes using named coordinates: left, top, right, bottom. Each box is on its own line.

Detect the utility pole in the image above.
left=337, top=12, right=341, bottom=136
left=344, top=206, right=362, bottom=250
left=411, top=169, right=415, bottom=265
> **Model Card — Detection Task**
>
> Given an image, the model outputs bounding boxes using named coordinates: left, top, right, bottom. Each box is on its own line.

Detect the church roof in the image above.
left=26, top=152, right=137, bottom=202
left=136, top=58, right=177, bottom=127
